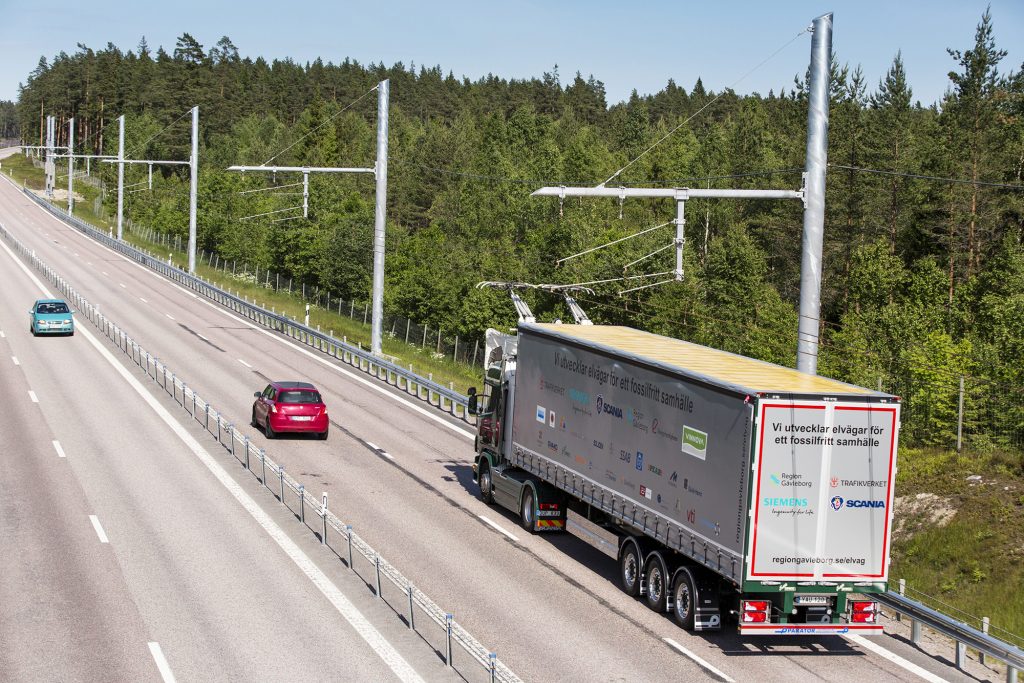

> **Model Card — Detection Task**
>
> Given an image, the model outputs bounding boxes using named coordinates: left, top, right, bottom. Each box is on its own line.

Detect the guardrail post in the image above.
left=279, top=466, right=285, bottom=503
left=375, top=554, right=382, bottom=598
left=260, top=448, right=266, bottom=485
left=911, top=617, right=921, bottom=645
left=955, top=640, right=966, bottom=670
left=897, top=579, right=905, bottom=622
left=490, top=653, right=497, bottom=683
left=243, top=436, right=250, bottom=469
left=981, top=616, right=989, bottom=665
left=407, top=584, right=415, bottom=630
left=347, top=525, right=353, bottom=567
left=298, top=485, right=305, bottom=523
left=446, top=614, right=453, bottom=667
left=227, top=425, right=234, bottom=455
left=1008, top=666, right=1018, bottom=683
left=216, top=413, right=221, bottom=443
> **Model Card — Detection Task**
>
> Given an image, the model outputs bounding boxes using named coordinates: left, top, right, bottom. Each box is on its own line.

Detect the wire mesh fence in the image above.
left=126, top=222, right=486, bottom=369
left=0, top=221, right=521, bottom=683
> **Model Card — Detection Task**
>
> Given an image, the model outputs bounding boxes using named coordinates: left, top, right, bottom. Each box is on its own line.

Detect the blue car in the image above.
left=29, top=299, right=74, bottom=336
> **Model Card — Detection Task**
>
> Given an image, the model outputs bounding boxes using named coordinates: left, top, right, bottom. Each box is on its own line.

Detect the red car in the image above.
left=252, top=381, right=329, bottom=440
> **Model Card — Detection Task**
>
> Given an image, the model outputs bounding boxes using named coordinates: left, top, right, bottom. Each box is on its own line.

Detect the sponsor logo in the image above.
left=536, top=405, right=546, bottom=424
left=650, top=417, right=678, bottom=442
left=700, top=517, right=722, bottom=536
left=548, top=410, right=556, bottom=428
left=763, top=497, right=809, bottom=507
left=683, top=478, right=704, bottom=497
left=769, top=473, right=812, bottom=488
left=669, top=471, right=679, bottom=486
left=618, top=450, right=632, bottom=464
left=568, top=388, right=590, bottom=405
left=682, top=425, right=708, bottom=460
left=648, top=463, right=663, bottom=477
left=546, top=440, right=558, bottom=452
left=686, top=508, right=696, bottom=523
left=840, top=499, right=886, bottom=509
left=560, top=446, right=572, bottom=459
left=623, top=478, right=636, bottom=490
left=831, top=496, right=844, bottom=510
left=604, top=469, right=618, bottom=483
left=626, top=407, right=649, bottom=433
left=574, top=455, right=587, bottom=466
left=592, top=440, right=604, bottom=450
left=559, top=416, right=566, bottom=431
left=836, top=479, right=888, bottom=488
left=831, top=476, right=839, bottom=488
left=595, top=394, right=624, bottom=419
left=540, top=379, right=565, bottom=396
left=635, top=451, right=644, bottom=471
left=639, top=485, right=653, bottom=500
left=656, top=493, right=663, bottom=504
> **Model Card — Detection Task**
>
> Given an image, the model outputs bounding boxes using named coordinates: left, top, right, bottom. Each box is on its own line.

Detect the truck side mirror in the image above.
left=467, top=387, right=478, bottom=416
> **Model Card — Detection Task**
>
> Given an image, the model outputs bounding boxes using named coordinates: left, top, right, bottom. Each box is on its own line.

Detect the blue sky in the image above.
left=0, top=0, right=1020, bottom=106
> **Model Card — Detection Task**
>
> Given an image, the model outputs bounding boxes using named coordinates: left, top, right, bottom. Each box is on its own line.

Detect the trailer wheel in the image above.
left=478, top=462, right=494, bottom=504
left=619, top=541, right=642, bottom=597
left=644, top=554, right=669, bottom=612
left=519, top=488, right=536, bottom=533
left=671, top=570, right=696, bottom=630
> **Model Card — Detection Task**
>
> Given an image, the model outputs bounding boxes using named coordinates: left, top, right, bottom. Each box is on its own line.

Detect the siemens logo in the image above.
left=595, top=394, right=623, bottom=419
left=569, top=388, right=590, bottom=405
left=763, top=497, right=808, bottom=507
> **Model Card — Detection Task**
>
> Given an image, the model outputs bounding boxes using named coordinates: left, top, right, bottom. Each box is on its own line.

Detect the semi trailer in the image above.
left=470, top=322, right=900, bottom=635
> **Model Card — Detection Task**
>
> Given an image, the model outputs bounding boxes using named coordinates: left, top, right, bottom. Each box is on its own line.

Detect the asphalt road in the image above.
left=0, top=150, right=1005, bottom=682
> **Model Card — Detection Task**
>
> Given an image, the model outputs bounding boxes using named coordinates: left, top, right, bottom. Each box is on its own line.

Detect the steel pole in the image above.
left=188, top=106, right=198, bottom=274
left=795, top=13, right=833, bottom=375
left=674, top=199, right=685, bottom=279
left=67, top=117, right=75, bottom=214
left=370, top=80, right=389, bottom=356
left=116, top=115, right=125, bottom=241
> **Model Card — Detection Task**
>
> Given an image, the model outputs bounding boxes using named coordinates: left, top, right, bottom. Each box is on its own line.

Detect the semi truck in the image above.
left=470, top=321, right=900, bottom=635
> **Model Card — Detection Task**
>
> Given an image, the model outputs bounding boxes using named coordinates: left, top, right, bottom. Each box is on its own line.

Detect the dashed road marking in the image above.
left=844, top=634, right=948, bottom=683
left=478, top=515, right=520, bottom=542
left=28, top=390, right=38, bottom=403
left=165, top=313, right=174, bottom=320
left=53, top=440, right=66, bottom=458
left=11, top=355, right=19, bottom=365
left=237, top=358, right=252, bottom=368
left=365, top=442, right=395, bottom=460
left=119, top=282, right=127, bottom=288
left=663, top=638, right=735, bottom=683
left=148, top=642, right=176, bottom=683
left=140, top=297, right=148, bottom=303
left=89, top=515, right=109, bottom=543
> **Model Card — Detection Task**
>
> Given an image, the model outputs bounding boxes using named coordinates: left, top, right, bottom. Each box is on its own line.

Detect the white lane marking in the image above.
left=89, top=515, right=110, bottom=543
left=197, top=333, right=209, bottom=342
left=478, top=515, right=519, bottom=542
left=102, top=271, right=108, bottom=275
left=237, top=358, right=252, bottom=368
left=0, top=235, right=426, bottom=683
left=53, top=440, right=66, bottom=458
left=139, top=297, right=148, bottom=303
left=0, top=330, right=5, bottom=337
left=11, top=355, right=19, bottom=365
left=165, top=313, right=175, bottom=320
left=148, top=642, right=176, bottom=683
left=7, top=189, right=474, bottom=441
left=845, top=634, right=948, bottom=683
left=663, top=638, right=735, bottom=683
left=119, top=282, right=126, bottom=288
left=28, top=390, right=38, bottom=403
left=365, top=442, right=395, bottom=460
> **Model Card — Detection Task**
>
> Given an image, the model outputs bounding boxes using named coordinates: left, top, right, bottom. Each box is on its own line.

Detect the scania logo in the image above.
left=831, top=496, right=844, bottom=510
left=595, top=394, right=623, bottom=418
left=844, top=499, right=886, bottom=509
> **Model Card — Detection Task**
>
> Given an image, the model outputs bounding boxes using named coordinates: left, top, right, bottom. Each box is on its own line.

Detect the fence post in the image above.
left=897, top=579, right=905, bottom=622
left=347, top=525, right=354, bottom=567
left=243, top=436, right=250, bottom=469
left=260, top=449, right=266, bottom=486
left=299, top=485, right=305, bottom=523
left=407, top=584, right=415, bottom=630
left=279, top=466, right=285, bottom=503
left=405, top=318, right=411, bottom=345
left=955, top=639, right=966, bottom=670
left=956, top=375, right=965, bottom=453
left=321, top=492, right=328, bottom=544
left=980, top=616, right=989, bottom=666
left=375, top=555, right=382, bottom=598
left=490, top=653, right=497, bottom=683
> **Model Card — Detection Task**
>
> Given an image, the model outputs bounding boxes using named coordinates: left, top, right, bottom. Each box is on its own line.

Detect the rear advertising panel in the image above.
left=747, top=400, right=900, bottom=583
left=511, top=329, right=754, bottom=562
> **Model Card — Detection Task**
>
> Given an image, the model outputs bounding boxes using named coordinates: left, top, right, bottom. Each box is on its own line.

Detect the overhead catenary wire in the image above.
left=830, top=164, right=1024, bottom=191
left=126, top=107, right=196, bottom=159
left=557, top=221, right=674, bottom=264
left=260, top=85, right=378, bottom=167
left=600, top=25, right=812, bottom=187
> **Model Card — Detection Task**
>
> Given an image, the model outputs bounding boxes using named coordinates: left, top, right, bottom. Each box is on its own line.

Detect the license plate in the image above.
left=794, top=595, right=830, bottom=606
left=291, top=415, right=313, bottom=421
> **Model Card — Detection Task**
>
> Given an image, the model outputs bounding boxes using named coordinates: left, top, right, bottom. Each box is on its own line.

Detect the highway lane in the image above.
left=0, top=199, right=453, bottom=681
left=0, top=161, right=993, bottom=681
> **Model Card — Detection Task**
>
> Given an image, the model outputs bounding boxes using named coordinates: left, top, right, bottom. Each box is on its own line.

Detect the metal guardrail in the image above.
left=879, top=590, right=1022, bottom=682
left=18, top=187, right=475, bottom=422
left=0, top=223, right=520, bottom=683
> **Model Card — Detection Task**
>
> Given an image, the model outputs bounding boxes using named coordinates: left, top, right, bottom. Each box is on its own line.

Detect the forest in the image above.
left=12, top=11, right=1024, bottom=451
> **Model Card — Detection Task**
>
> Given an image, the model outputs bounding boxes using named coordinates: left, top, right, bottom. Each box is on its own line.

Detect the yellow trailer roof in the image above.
left=529, top=324, right=878, bottom=396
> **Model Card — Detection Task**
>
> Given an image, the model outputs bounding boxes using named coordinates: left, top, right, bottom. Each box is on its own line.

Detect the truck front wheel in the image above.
left=619, top=542, right=642, bottom=597
left=671, top=571, right=696, bottom=630
left=478, top=462, right=494, bottom=504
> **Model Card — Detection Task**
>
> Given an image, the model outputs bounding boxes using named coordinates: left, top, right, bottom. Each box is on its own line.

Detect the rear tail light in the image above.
left=741, top=600, right=771, bottom=624
left=850, top=600, right=877, bottom=624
